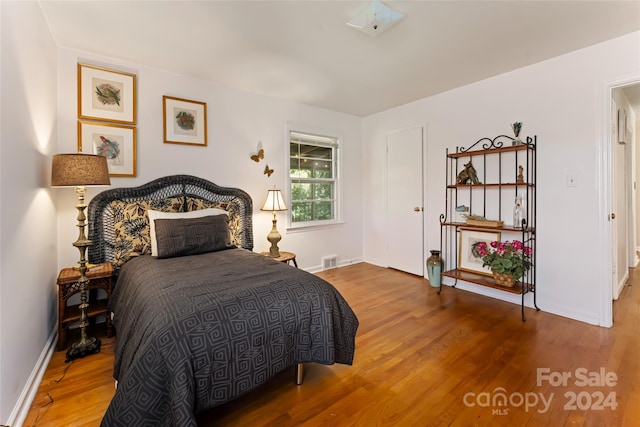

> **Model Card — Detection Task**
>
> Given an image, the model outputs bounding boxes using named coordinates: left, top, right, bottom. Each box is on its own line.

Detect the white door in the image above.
left=614, top=131, right=629, bottom=298
left=611, top=94, right=634, bottom=299
left=611, top=98, right=620, bottom=298
left=386, top=126, right=424, bottom=276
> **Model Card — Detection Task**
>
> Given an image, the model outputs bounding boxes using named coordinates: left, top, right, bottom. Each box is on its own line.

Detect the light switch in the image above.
left=567, top=174, right=578, bottom=187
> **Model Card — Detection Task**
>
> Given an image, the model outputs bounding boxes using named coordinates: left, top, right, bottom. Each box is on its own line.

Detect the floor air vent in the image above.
left=322, top=255, right=338, bottom=271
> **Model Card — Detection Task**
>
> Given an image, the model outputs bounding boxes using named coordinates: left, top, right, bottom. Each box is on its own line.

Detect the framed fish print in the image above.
left=163, top=96, right=207, bottom=146
left=78, top=121, right=137, bottom=177
left=78, top=63, right=137, bottom=124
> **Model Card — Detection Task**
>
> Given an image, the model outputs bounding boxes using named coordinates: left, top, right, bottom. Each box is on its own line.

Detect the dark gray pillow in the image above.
left=154, top=214, right=233, bottom=259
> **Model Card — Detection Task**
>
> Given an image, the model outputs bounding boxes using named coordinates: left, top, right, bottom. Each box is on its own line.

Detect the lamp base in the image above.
left=268, top=246, right=281, bottom=258
left=267, top=216, right=282, bottom=258
left=65, top=336, right=101, bottom=363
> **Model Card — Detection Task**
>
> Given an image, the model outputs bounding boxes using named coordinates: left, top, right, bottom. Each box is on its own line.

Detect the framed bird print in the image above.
left=78, top=63, right=137, bottom=124
left=78, top=120, right=137, bottom=177
left=163, top=96, right=207, bottom=146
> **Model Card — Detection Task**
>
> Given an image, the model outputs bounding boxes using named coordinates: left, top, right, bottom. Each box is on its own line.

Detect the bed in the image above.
left=87, top=175, right=359, bottom=426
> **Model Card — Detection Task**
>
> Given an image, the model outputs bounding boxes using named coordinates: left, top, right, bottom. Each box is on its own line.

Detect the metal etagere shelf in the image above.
left=438, top=135, right=539, bottom=320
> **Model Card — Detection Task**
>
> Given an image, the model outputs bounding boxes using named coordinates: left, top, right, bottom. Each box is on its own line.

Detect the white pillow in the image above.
left=148, top=208, right=228, bottom=256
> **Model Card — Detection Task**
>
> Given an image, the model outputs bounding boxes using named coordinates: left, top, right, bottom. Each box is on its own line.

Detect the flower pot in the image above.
left=426, top=250, right=443, bottom=288
left=492, top=269, right=516, bottom=288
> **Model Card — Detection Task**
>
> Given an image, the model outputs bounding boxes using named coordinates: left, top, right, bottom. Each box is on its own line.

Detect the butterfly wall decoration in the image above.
left=264, top=165, right=274, bottom=177
left=250, top=148, right=264, bottom=162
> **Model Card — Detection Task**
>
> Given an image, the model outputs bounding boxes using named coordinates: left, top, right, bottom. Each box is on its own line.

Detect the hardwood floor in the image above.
left=24, top=262, right=639, bottom=426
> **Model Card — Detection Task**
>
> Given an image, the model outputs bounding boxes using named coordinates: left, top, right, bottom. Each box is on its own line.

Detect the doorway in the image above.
left=608, top=80, right=640, bottom=321
left=385, top=126, right=424, bottom=276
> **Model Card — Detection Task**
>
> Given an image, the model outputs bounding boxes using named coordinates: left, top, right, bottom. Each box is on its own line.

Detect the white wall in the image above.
left=55, top=49, right=364, bottom=272
left=363, top=31, right=640, bottom=326
left=0, top=2, right=59, bottom=425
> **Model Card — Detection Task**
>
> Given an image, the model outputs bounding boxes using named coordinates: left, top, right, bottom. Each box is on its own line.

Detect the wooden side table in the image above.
left=260, top=251, right=298, bottom=268
left=56, top=263, right=114, bottom=351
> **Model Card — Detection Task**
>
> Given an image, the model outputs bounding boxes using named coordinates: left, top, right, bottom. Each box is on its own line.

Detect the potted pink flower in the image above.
left=474, top=240, right=533, bottom=287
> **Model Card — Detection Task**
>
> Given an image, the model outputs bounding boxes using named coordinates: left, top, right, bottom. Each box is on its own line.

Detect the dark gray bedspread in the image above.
left=101, top=248, right=358, bottom=426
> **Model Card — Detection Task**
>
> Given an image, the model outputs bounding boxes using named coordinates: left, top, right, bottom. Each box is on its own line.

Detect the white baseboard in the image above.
left=440, top=277, right=603, bottom=326
left=440, top=278, right=536, bottom=310
left=361, top=256, right=386, bottom=269
left=613, top=270, right=630, bottom=300
left=6, top=325, right=57, bottom=427
left=536, top=301, right=602, bottom=326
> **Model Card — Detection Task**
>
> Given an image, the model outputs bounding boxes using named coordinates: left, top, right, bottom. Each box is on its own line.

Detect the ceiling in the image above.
left=39, top=1, right=640, bottom=117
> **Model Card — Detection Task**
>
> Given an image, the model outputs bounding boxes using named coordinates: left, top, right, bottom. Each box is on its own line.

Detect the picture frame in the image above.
left=78, top=120, right=137, bottom=177
left=458, top=228, right=501, bottom=276
left=78, top=63, right=137, bottom=124
left=163, top=96, right=207, bottom=146
left=617, top=108, right=627, bottom=144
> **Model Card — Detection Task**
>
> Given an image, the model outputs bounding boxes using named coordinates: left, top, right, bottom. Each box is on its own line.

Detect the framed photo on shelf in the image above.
left=77, top=63, right=136, bottom=124
left=78, top=121, right=136, bottom=177
left=458, top=228, right=501, bottom=276
left=163, top=96, right=207, bottom=146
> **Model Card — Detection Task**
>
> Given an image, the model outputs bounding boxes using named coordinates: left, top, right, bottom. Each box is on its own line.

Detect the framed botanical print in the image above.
left=458, top=228, right=501, bottom=276
left=78, top=63, right=137, bottom=124
left=163, top=96, right=207, bottom=146
left=78, top=120, right=136, bottom=177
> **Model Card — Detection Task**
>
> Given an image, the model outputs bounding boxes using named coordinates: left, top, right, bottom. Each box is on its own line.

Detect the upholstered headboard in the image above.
left=87, top=175, right=253, bottom=268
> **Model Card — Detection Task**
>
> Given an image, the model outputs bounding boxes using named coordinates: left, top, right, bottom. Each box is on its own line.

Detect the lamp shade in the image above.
left=260, top=189, right=287, bottom=212
left=51, top=153, right=111, bottom=187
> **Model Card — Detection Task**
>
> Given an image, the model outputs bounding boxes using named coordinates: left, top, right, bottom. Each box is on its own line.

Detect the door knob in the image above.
left=611, top=213, right=616, bottom=219
left=414, top=207, right=421, bottom=212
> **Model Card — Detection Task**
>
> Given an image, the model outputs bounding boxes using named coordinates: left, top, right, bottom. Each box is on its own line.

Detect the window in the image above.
left=289, top=130, right=339, bottom=227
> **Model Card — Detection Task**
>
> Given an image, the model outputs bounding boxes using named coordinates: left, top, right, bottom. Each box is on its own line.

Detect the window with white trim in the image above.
left=289, top=130, right=339, bottom=227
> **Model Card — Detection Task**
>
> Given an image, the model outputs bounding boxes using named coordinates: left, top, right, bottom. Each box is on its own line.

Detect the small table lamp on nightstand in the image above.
left=51, top=153, right=110, bottom=362
left=260, top=188, right=287, bottom=258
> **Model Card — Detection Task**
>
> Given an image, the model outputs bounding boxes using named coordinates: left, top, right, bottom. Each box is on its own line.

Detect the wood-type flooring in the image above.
left=24, top=262, right=640, bottom=426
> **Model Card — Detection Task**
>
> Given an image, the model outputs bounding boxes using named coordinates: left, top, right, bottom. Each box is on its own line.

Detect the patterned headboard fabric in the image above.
left=87, top=175, right=253, bottom=269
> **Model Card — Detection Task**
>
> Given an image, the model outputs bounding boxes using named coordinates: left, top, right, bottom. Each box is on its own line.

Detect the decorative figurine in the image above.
left=250, top=148, right=264, bottom=162
left=516, top=165, right=525, bottom=184
left=250, top=141, right=265, bottom=162
left=455, top=204, right=469, bottom=222
left=456, top=161, right=480, bottom=184
left=511, top=122, right=523, bottom=145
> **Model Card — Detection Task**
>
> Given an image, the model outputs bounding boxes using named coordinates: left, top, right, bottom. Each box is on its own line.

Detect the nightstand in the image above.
left=260, top=251, right=298, bottom=267
left=56, top=263, right=114, bottom=351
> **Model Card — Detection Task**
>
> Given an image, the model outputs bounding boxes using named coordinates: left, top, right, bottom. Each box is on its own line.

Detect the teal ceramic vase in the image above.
left=426, top=250, right=443, bottom=288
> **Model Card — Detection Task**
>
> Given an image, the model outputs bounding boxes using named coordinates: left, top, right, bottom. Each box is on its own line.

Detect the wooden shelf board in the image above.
left=447, top=144, right=532, bottom=158
left=57, top=263, right=113, bottom=285
left=441, top=221, right=533, bottom=232
left=447, top=182, right=534, bottom=189
left=441, top=269, right=531, bottom=295
left=61, top=300, right=108, bottom=324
